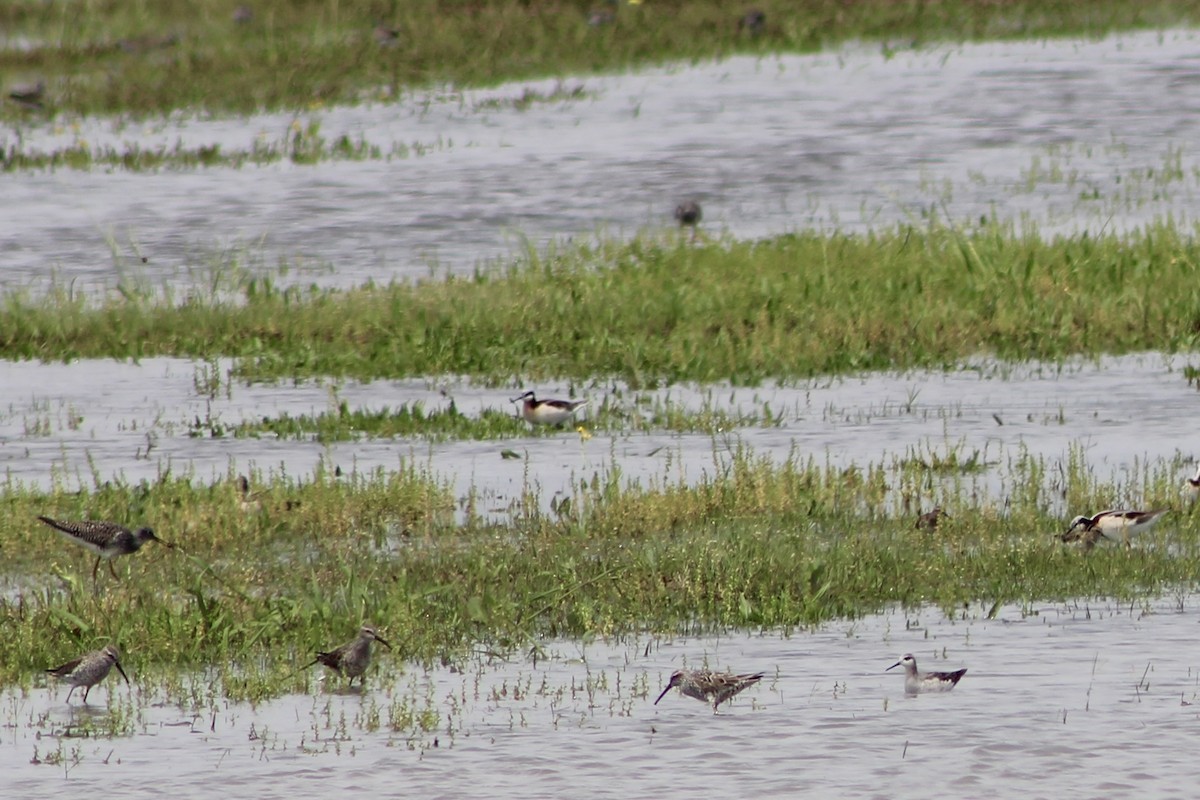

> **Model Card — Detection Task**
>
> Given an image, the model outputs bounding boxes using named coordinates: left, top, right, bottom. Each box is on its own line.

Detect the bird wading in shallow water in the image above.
left=511, top=390, right=587, bottom=427
left=654, top=668, right=764, bottom=713
left=46, top=644, right=129, bottom=704
left=306, top=626, right=392, bottom=688
left=36, top=516, right=174, bottom=580
left=886, top=653, right=966, bottom=695
left=1062, top=508, right=1168, bottom=548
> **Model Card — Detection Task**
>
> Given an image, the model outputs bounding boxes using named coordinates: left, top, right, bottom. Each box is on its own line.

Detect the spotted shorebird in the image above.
left=915, top=506, right=947, bottom=531
left=37, top=516, right=173, bottom=580
left=46, top=645, right=129, bottom=704
left=306, top=625, right=391, bottom=687
left=887, top=653, right=966, bottom=694
left=654, top=668, right=764, bottom=713
left=1059, top=524, right=1104, bottom=552
left=511, top=390, right=587, bottom=428
left=1063, top=508, right=1168, bottom=548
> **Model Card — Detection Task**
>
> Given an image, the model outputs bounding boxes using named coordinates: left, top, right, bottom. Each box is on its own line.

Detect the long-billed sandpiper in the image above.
left=511, top=390, right=587, bottom=428
left=46, top=644, right=129, bottom=704
left=306, top=625, right=391, bottom=687
left=37, top=516, right=173, bottom=580
left=1063, top=508, right=1168, bottom=548
left=887, top=653, right=966, bottom=694
left=654, top=668, right=764, bottom=713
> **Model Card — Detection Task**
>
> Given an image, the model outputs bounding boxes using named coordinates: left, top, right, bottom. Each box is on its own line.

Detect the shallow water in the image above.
left=4, top=30, right=1200, bottom=293
left=0, top=351, right=1194, bottom=517
left=6, top=597, right=1200, bottom=798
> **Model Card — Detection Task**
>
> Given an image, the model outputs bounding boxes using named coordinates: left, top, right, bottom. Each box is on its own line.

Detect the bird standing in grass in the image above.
left=511, top=390, right=587, bottom=428
left=1062, top=508, right=1168, bottom=548
left=36, top=516, right=173, bottom=580
left=306, top=626, right=392, bottom=688
left=47, top=644, right=129, bottom=704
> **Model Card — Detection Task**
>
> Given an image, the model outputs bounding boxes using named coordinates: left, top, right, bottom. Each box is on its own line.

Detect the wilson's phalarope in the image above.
left=654, top=668, right=764, bottom=713
left=1059, top=525, right=1104, bottom=551
left=37, top=516, right=174, bottom=580
left=306, top=625, right=391, bottom=687
left=1185, top=465, right=1200, bottom=501
left=915, top=506, right=948, bottom=531
left=1063, top=508, right=1168, bottom=548
left=887, top=653, right=966, bottom=694
left=46, top=644, right=129, bottom=704
left=511, top=390, right=587, bottom=427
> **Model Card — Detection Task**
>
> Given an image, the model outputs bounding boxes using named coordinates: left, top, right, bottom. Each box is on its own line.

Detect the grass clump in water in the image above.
left=0, top=445, right=1196, bottom=702
left=2, top=221, right=1200, bottom=384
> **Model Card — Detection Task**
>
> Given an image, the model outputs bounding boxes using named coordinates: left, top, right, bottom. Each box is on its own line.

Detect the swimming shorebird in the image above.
left=674, top=200, right=702, bottom=228
left=46, top=644, right=129, bottom=704
left=37, top=516, right=174, bottom=580
left=886, top=653, right=966, bottom=695
left=511, top=390, right=587, bottom=427
left=1063, top=509, right=1169, bottom=548
left=654, top=668, right=765, bottom=713
left=915, top=506, right=948, bottom=531
left=306, top=625, right=391, bottom=687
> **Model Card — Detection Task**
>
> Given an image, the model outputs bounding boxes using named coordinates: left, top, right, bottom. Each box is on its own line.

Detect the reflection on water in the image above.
left=3, top=31, right=1200, bottom=293
left=5, top=597, right=1200, bottom=797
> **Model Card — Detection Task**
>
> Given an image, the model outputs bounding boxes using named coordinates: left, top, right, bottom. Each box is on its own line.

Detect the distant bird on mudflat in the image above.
left=1063, top=508, right=1168, bottom=548
left=511, top=390, right=587, bottom=427
left=887, top=653, right=966, bottom=695
left=306, top=625, right=391, bottom=687
left=46, top=644, right=129, bottom=704
left=915, top=506, right=947, bottom=531
left=654, top=668, right=764, bottom=713
left=37, top=516, right=173, bottom=580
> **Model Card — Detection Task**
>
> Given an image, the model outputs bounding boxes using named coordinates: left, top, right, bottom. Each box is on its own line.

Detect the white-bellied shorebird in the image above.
left=1185, top=465, right=1200, bottom=501
left=654, top=668, right=764, bottom=713
left=1063, top=508, right=1168, bottom=548
left=37, top=516, right=174, bottom=580
left=46, top=644, right=129, bottom=704
left=511, top=390, right=587, bottom=427
left=306, top=625, right=391, bottom=687
left=887, top=653, right=966, bottom=694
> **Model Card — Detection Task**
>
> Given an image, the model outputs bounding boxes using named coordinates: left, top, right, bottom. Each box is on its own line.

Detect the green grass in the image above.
left=3, top=1, right=1200, bottom=119
left=0, top=444, right=1196, bottom=701
left=3, top=221, right=1200, bottom=385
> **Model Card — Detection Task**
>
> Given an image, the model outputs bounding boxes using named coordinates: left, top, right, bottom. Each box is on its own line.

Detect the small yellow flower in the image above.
left=577, top=425, right=593, bottom=442
left=627, top=0, right=644, bottom=5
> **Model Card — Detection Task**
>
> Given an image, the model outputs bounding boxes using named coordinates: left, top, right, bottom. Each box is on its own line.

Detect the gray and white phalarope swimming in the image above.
left=887, top=653, right=966, bottom=694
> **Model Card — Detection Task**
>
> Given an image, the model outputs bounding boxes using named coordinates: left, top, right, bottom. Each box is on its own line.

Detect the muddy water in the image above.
left=4, top=30, right=1200, bottom=293
left=5, top=597, right=1200, bottom=797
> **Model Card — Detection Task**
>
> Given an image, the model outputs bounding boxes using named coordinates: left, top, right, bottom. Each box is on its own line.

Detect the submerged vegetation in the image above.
left=2, top=221, right=1199, bottom=384
left=2, top=0, right=1199, bottom=119
left=0, top=445, right=1196, bottom=701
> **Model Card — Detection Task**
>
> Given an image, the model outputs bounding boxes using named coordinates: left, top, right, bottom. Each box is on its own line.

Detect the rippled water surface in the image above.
left=4, top=29, right=1200, bottom=292
left=6, top=598, right=1200, bottom=798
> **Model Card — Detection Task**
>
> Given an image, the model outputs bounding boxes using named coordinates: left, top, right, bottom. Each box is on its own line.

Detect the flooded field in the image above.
left=3, top=25, right=1200, bottom=798
left=6, top=598, right=1200, bottom=798
left=3, top=30, right=1200, bottom=293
